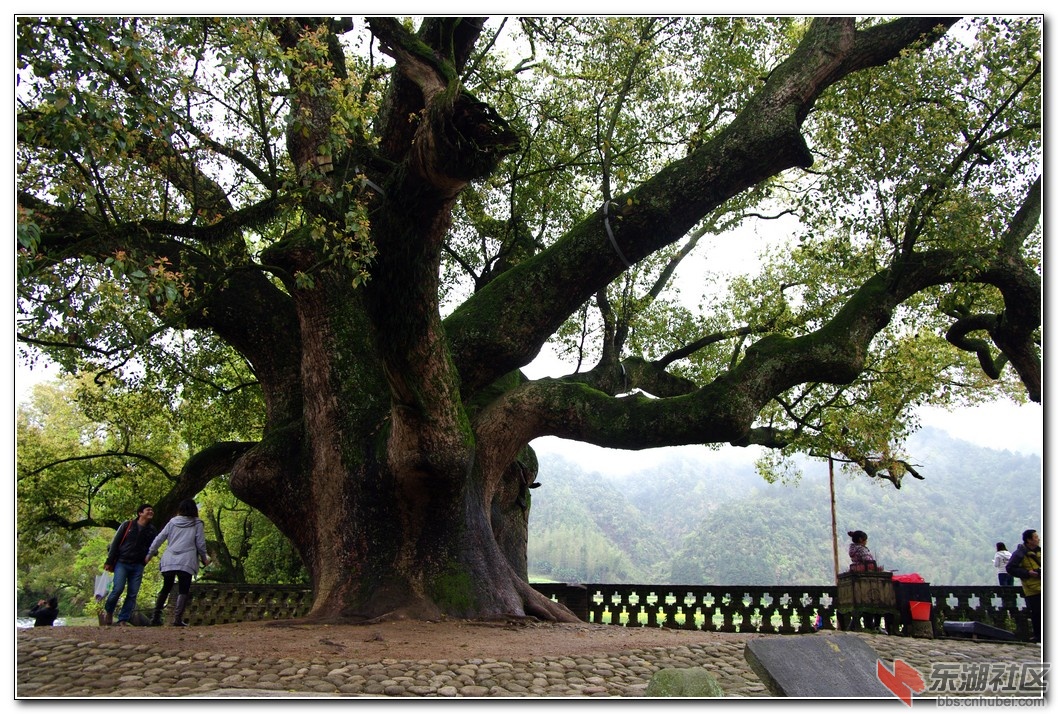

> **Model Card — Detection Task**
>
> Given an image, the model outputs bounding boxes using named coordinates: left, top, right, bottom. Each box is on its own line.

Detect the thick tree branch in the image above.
left=646, top=226, right=707, bottom=304
left=417, top=17, right=487, bottom=77
left=368, top=17, right=517, bottom=199
left=1001, top=176, right=1041, bottom=255
left=829, top=449, right=925, bottom=489
left=950, top=177, right=1041, bottom=401
left=152, top=441, right=258, bottom=523
left=901, top=62, right=1041, bottom=254
left=557, top=355, right=698, bottom=401
left=26, top=442, right=258, bottom=534
left=19, top=195, right=304, bottom=425
left=656, top=325, right=756, bottom=369
left=473, top=245, right=1010, bottom=466
left=730, top=426, right=796, bottom=449
left=447, top=17, right=958, bottom=395
left=369, top=17, right=457, bottom=102
left=945, top=313, right=1008, bottom=379
left=37, top=514, right=115, bottom=531
left=21, top=449, right=171, bottom=481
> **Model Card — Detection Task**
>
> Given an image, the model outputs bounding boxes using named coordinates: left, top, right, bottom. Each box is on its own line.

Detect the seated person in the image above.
left=847, top=530, right=882, bottom=631
left=29, top=597, right=58, bottom=627
left=848, top=530, right=877, bottom=571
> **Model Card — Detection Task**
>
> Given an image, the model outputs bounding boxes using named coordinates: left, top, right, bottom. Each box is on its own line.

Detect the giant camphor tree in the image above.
left=16, top=16, right=1041, bottom=622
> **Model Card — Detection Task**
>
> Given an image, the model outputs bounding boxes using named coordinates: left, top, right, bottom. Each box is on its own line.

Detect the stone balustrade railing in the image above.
left=175, top=581, right=1033, bottom=641
left=179, top=583, right=314, bottom=625
left=929, top=585, right=1033, bottom=639
left=534, top=583, right=1033, bottom=640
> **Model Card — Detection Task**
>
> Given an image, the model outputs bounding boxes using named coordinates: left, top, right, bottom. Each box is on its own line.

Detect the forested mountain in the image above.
left=528, top=428, right=1041, bottom=586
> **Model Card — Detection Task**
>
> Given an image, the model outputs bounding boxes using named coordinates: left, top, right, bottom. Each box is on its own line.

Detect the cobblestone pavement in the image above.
left=15, top=630, right=1043, bottom=699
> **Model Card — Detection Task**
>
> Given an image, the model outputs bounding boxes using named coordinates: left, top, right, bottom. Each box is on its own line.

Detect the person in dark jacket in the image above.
left=147, top=499, right=211, bottom=626
left=1006, top=528, right=1042, bottom=643
left=28, top=597, right=58, bottom=626
left=102, top=503, right=157, bottom=626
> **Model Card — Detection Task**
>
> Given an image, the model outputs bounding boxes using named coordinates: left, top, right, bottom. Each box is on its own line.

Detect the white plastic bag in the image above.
left=94, top=572, right=113, bottom=599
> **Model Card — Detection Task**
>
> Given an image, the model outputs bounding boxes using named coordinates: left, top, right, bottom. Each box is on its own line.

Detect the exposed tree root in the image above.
left=515, top=578, right=580, bottom=623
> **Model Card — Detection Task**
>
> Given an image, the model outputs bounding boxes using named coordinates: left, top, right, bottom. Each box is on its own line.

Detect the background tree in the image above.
left=16, top=16, right=1040, bottom=622
left=199, top=489, right=308, bottom=584
left=16, top=378, right=175, bottom=544
left=16, top=377, right=305, bottom=612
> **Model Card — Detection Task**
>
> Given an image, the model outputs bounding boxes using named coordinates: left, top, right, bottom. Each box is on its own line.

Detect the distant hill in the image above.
left=528, top=427, right=1041, bottom=586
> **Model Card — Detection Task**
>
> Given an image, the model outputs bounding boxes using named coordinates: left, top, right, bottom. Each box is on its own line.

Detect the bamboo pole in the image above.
left=830, top=454, right=840, bottom=582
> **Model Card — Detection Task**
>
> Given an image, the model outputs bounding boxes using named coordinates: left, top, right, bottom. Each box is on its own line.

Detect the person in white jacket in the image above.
left=146, top=499, right=211, bottom=626
left=994, top=542, right=1014, bottom=586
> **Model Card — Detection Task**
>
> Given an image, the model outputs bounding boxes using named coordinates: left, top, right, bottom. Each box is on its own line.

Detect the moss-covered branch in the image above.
left=446, top=17, right=958, bottom=395
left=472, top=246, right=1018, bottom=461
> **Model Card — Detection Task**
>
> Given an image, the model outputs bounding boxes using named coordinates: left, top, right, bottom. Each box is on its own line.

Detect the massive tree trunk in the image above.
left=219, top=18, right=573, bottom=621
left=206, top=17, right=971, bottom=622
left=225, top=262, right=565, bottom=620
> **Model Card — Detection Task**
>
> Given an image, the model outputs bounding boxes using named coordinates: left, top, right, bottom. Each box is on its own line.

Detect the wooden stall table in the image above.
left=836, top=570, right=899, bottom=633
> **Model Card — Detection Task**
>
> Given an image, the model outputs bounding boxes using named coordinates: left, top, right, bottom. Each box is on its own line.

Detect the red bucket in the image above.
left=909, top=601, right=931, bottom=621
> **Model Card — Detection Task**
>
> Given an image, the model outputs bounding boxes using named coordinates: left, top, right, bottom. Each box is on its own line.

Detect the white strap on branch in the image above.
left=602, top=200, right=632, bottom=269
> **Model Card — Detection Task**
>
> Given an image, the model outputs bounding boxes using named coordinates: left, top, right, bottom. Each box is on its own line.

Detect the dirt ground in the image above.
left=17, top=618, right=756, bottom=662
